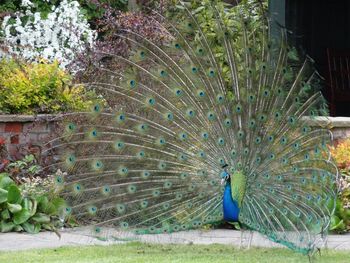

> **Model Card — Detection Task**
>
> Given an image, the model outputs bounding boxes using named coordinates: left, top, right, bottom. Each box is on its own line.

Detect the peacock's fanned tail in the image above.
left=44, top=0, right=338, bottom=254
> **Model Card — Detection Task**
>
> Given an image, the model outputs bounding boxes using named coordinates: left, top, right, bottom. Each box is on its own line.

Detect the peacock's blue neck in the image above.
left=223, top=182, right=240, bottom=222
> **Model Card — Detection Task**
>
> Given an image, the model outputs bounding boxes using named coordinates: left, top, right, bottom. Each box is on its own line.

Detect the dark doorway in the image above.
left=285, top=0, right=350, bottom=116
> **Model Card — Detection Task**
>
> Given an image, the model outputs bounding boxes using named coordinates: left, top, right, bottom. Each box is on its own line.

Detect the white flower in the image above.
left=21, top=0, right=33, bottom=8
left=1, top=0, right=96, bottom=70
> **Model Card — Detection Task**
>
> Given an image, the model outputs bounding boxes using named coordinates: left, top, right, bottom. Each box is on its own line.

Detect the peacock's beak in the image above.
left=221, top=175, right=229, bottom=185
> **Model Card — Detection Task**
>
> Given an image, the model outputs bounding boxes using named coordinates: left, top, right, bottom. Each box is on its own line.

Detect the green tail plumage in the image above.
left=230, top=171, right=246, bottom=207
left=44, top=0, right=338, bottom=254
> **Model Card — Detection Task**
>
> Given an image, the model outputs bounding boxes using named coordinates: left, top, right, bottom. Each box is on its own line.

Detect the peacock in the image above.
left=44, top=0, right=338, bottom=255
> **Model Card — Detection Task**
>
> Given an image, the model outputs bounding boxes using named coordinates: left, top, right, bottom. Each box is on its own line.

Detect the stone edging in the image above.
left=303, top=116, right=350, bottom=128
left=0, top=114, right=56, bottom=122
left=1, top=114, right=350, bottom=126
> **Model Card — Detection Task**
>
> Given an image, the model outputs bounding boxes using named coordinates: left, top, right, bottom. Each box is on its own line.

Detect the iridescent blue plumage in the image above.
left=223, top=182, right=240, bottom=222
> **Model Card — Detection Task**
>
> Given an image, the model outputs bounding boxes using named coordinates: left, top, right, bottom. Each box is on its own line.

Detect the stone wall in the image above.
left=0, top=114, right=55, bottom=160
left=1, top=115, right=350, bottom=160
left=306, top=117, right=350, bottom=143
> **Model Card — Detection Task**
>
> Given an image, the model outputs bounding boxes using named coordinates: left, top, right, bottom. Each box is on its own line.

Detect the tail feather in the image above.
left=43, top=0, right=338, bottom=254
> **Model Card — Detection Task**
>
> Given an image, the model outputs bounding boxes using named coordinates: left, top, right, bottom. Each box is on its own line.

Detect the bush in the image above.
left=0, top=59, right=97, bottom=114
left=1, top=0, right=96, bottom=68
left=330, top=139, right=350, bottom=170
left=330, top=138, right=350, bottom=233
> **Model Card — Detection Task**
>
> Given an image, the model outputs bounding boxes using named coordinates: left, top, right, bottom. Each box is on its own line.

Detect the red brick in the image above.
left=0, top=134, right=8, bottom=144
left=4, top=122, right=23, bottom=133
left=10, top=134, right=19, bottom=144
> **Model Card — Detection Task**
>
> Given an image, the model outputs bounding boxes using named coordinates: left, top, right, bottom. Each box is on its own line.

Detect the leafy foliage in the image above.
left=78, top=0, right=128, bottom=24
left=72, top=7, right=170, bottom=81
left=330, top=197, right=350, bottom=233
left=329, top=139, right=350, bottom=233
left=0, top=172, right=65, bottom=234
left=0, top=154, right=77, bottom=234
left=4, top=154, right=40, bottom=184
left=167, top=0, right=268, bottom=88
left=0, top=0, right=128, bottom=22
left=330, top=139, right=350, bottom=170
left=0, top=59, right=97, bottom=114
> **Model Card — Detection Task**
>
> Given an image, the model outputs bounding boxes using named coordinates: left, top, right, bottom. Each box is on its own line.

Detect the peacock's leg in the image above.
left=247, top=230, right=253, bottom=250
left=324, top=236, right=328, bottom=250
left=239, top=229, right=244, bottom=249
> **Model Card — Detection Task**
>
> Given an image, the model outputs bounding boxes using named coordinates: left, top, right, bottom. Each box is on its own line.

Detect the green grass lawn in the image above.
left=0, top=242, right=349, bottom=263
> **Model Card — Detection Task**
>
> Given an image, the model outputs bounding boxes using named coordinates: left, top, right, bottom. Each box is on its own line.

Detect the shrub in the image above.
left=72, top=7, right=170, bottom=81
left=0, top=59, right=97, bottom=114
left=330, top=139, right=350, bottom=170
left=330, top=138, right=350, bottom=233
left=1, top=0, right=96, bottom=68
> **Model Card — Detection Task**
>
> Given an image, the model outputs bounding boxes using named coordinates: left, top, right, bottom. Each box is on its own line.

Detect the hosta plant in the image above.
left=0, top=173, right=65, bottom=234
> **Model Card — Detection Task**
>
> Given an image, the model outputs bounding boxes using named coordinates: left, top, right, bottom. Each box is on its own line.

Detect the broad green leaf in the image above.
left=0, top=188, right=8, bottom=203
left=0, top=174, right=14, bottom=190
left=7, top=203, right=22, bottom=213
left=7, top=184, right=21, bottom=204
left=1, top=209, right=10, bottom=220
left=22, top=197, right=37, bottom=216
left=21, top=222, right=41, bottom=234
left=29, top=198, right=38, bottom=216
left=22, top=197, right=31, bottom=210
left=0, top=221, right=15, bottom=233
left=13, top=209, right=31, bottom=225
left=13, top=225, right=23, bottom=232
left=31, top=213, right=50, bottom=223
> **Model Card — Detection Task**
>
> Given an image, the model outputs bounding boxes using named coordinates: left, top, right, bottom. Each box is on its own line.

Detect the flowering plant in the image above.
left=1, top=0, right=96, bottom=68
left=329, top=139, right=350, bottom=232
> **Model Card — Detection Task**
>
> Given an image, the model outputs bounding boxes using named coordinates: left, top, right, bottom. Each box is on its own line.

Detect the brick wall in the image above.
left=0, top=115, right=56, bottom=160
left=1, top=115, right=350, bottom=161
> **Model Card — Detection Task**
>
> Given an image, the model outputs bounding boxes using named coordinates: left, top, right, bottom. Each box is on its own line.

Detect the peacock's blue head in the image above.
left=220, top=164, right=230, bottom=185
